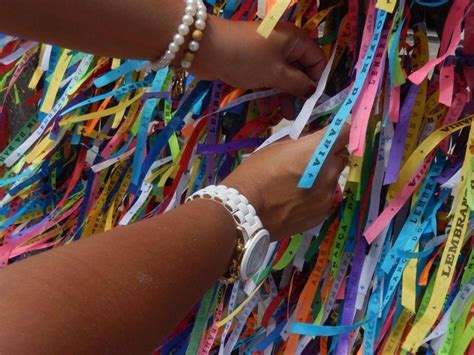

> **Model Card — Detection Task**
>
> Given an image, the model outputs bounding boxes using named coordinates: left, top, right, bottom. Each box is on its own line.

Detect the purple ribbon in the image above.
left=335, top=232, right=367, bottom=354
left=141, top=92, right=169, bottom=101
left=197, top=138, right=264, bottom=155
left=463, top=98, right=474, bottom=116
left=444, top=48, right=474, bottom=67
left=384, top=84, right=420, bottom=185
left=205, top=82, right=224, bottom=185
left=436, top=159, right=462, bottom=184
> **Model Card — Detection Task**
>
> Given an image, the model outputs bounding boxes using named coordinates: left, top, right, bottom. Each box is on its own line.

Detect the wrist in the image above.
left=221, top=175, right=264, bottom=224
left=151, top=0, right=206, bottom=71
left=184, top=15, right=229, bottom=81
left=186, top=198, right=238, bottom=277
left=145, top=1, right=187, bottom=62
left=188, top=185, right=270, bottom=282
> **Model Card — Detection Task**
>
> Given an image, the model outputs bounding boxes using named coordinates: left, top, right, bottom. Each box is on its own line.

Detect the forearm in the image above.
left=0, top=0, right=185, bottom=60
left=0, top=199, right=236, bottom=354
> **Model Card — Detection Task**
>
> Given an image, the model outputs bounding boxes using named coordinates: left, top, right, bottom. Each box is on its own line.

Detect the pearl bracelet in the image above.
left=149, top=0, right=201, bottom=71
left=180, top=0, right=207, bottom=70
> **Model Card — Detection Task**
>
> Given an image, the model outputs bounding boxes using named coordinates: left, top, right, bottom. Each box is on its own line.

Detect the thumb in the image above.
left=276, top=65, right=314, bottom=97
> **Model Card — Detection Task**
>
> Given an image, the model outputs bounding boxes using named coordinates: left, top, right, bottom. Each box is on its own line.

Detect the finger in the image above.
left=313, top=167, right=340, bottom=206
left=318, top=151, right=346, bottom=178
left=329, top=172, right=341, bottom=191
left=300, top=124, right=349, bottom=151
left=279, top=94, right=296, bottom=120
left=296, top=126, right=348, bottom=187
left=304, top=60, right=326, bottom=86
left=276, top=65, right=314, bottom=97
left=256, top=96, right=279, bottom=117
left=285, top=30, right=326, bottom=83
left=296, top=126, right=326, bottom=141
left=297, top=125, right=349, bottom=171
left=331, top=123, right=350, bottom=153
left=331, top=155, right=348, bottom=175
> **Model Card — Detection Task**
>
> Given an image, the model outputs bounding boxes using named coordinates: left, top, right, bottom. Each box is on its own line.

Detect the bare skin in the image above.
left=0, top=126, right=348, bottom=354
left=0, top=0, right=325, bottom=116
left=0, top=1, right=346, bottom=353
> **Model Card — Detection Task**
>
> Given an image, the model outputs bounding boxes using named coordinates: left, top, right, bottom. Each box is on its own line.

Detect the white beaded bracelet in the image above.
left=149, top=0, right=199, bottom=71
left=181, top=0, right=207, bottom=70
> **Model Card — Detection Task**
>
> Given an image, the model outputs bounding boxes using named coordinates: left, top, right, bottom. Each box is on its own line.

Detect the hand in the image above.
left=223, top=125, right=350, bottom=241
left=190, top=16, right=325, bottom=119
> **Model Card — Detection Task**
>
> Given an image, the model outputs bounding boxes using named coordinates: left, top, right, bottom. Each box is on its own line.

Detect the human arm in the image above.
left=0, top=0, right=325, bottom=97
left=0, top=126, right=349, bottom=354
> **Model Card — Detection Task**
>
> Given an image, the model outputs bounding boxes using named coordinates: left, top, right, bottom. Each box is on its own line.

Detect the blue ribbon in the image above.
left=94, top=60, right=148, bottom=88
left=298, top=10, right=388, bottom=188
left=130, top=81, right=211, bottom=194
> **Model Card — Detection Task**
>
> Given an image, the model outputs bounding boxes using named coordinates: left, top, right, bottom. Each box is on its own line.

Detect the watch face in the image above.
left=241, top=230, right=270, bottom=280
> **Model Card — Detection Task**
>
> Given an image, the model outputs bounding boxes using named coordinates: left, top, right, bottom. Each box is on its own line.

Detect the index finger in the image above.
left=286, top=31, right=326, bottom=83
left=331, top=124, right=350, bottom=154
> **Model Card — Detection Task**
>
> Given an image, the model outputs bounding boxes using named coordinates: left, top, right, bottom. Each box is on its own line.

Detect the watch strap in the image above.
left=187, top=185, right=263, bottom=242
left=187, top=185, right=266, bottom=283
